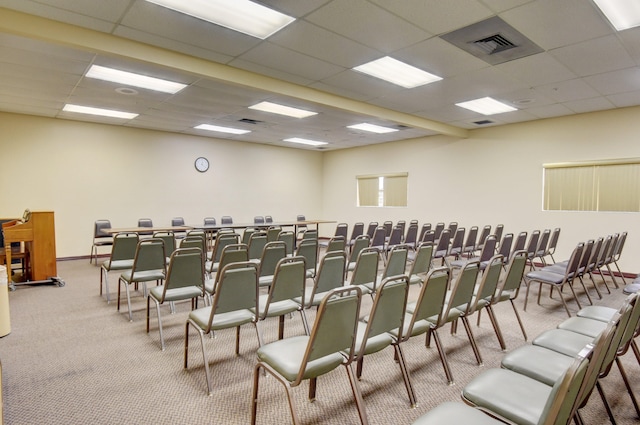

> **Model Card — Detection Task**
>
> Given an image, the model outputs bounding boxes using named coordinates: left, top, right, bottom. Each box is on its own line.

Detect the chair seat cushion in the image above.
left=501, top=345, right=573, bottom=386
left=149, top=285, right=202, bottom=302
left=462, top=368, right=553, bottom=425
left=525, top=270, right=564, bottom=284
left=253, top=296, right=300, bottom=318
left=557, top=316, right=607, bottom=338
left=188, top=307, right=255, bottom=330
left=412, top=402, right=503, bottom=425
left=120, top=269, right=165, bottom=283
left=532, top=328, right=593, bottom=357
left=352, top=322, right=394, bottom=356
left=576, top=305, right=616, bottom=322
left=257, top=335, right=345, bottom=382
left=102, top=259, right=133, bottom=271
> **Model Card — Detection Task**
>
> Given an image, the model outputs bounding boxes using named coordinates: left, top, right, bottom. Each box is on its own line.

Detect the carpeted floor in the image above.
left=0, top=257, right=638, bottom=424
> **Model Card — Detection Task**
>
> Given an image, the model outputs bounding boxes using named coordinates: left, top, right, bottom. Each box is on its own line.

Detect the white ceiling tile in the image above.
left=607, top=90, right=640, bottom=108
left=495, top=52, right=577, bottom=87
left=524, top=103, right=574, bottom=119
left=584, top=68, right=640, bottom=96
left=313, top=69, right=400, bottom=101
left=617, top=27, right=640, bottom=64
left=479, top=0, right=537, bottom=13
left=534, top=79, right=601, bottom=103
left=562, top=97, right=615, bottom=114
left=549, top=35, right=635, bottom=77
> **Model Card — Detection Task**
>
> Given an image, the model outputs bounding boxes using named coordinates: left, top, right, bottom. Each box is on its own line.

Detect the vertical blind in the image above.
left=357, top=173, right=408, bottom=207
left=543, top=159, right=640, bottom=212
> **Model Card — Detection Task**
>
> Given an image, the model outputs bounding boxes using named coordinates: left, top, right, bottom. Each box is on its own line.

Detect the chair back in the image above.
left=258, top=241, right=287, bottom=278
left=447, top=221, right=458, bottom=234
left=153, top=231, right=176, bottom=256
left=386, top=225, right=404, bottom=247
left=207, top=262, right=258, bottom=330
left=349, top=247, right=379, bottom=288
left=577, top=239, right=594, bottom=274
left=433, top=228, right=451, bottom=258
left=478, top=235, right=498, bottom=263
left=266, top=226, right=282, bottom=242
left=404, top=223, right=419, bottom=249
left=421, top=229, right=435, bottom=244
left=137, top=218, right=153, bottom=235
left=585, top=237, right=603, bottom=274
left=334, top=223, right=349, bottom=240
left=210, top=232, right=240, bottom=264
left=605, top=233, right=619, bottom=264
left=314, top=250, right=346, bottom=294
left=349, top=235, right=370, bottom=263
left=301, top=229, right=318, bottom=241
left=132, top=238, right=166, bottom=273
left=615, top=293, right=640, bottom=359
left=564, top=243, right=585, bottom=280
left=161, top=247, right=205, bottom=301
left=405, top=268, right=450, bottom=338
left=462, top=226, right=478, bottom=255
left=94, top=219, right=112, bottom=240
left=254, top=216, right=265, bottom=224
left=408, top=242, right=433, bottom=278
left=265, top=215, right=273, bottom=224
left=396, top=220, right=406, bottom=234
left=171, top=217, right=185, bottom=227
left=348, top=222, right=364, bottom=243
left=109, top=232, right=139, bottom=263
left=370, top=226, right=386, bottom=249
left=296, top=238, right=318, bottom=274
left=474, top=255, right=503, bottom=308
left=513, top=231, right=528, bottom=253
left=365, top=222, right=378, bottom=239
left=242, top=228, right=257, bottom=245
left=220, top=216, right=233, bottom=225
left=613, top=231, right=627, bottom=261
left=381, top=245, right=409, bottom=280
left=299, top=287, right=362, bottom=375
left=497, top=233, right=514, bottom=261
left=445, top=261, right=480, bottom=317
left=277, top=230, right=295, bottom=256
left=494, top=224, right=504, bottom=246
left=214, top=244, right=249, bottom=283
left=476, top=225, right=492, bottom=250
left=266, top=256, right=307, bottom=308
left=536, top=229, right=551, bottom=257
left=383, top=221, right=393, bottom=237
left=525, top=230, right=541, bottom=260
left=448, top=227, right=465, bottom=257
left=360, top=276, right=410, bottom=350
left=595, top=235, right=612, bottom=269
left=181, top=235, right=206, bottom=253
left=546, top=227, right=561, bottom=256
left=326, top=236, right=346, bottom=254
left=499, top=250, right=527, bottom=294
left=203, top=217, right=216, bottom=226
left=433, top=222, right=445, bottom=240
left=248, top=231, right=268, bottom=260
left=418, top=223, right=432, bottom=242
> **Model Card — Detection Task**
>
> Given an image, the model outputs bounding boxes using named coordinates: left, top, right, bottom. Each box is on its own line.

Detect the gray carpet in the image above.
left=0, top=258, right=638, bottom=424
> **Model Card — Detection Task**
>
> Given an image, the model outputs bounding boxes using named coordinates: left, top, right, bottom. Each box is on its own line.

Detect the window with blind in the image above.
left=543, top=159, right=640, bottom=212
left=357, top=173, right=408, bottom=207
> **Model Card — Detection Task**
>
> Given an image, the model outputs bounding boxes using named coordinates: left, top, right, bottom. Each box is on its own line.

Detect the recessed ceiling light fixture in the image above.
left=62, top=104, right=138, bottom=119
left=592, top=0, right=640, bottom=31
left=283, top=137, right=327, bottom=147
left=455, top=97, right=517, bottom=115
left=86, top=65, right=187, bottom=94
left=353, top=56, right=442, bottom=88
left=145, top=0, right=295, bottom=39
left=347, top=123, right=399, bottom=134
left=195, top=124, right=251, bottom=134
left=249, top=101, right=317, bottom=118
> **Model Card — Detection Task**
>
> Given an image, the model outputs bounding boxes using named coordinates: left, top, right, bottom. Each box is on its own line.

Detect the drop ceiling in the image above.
left=1, top=0, right=640, bottom=151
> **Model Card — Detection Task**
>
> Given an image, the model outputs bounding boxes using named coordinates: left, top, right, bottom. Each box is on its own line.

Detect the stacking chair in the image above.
left=180, top=235, right=206, bottom=254
left=251, top=287, right=367, bottom=425
left=325, top=235, right=346, bottom=254
left=277, top=230, right=295, bottom=256
left=247, top=231, right=268, bottom=261
left=220, top=215, right=233, bottom=225
left=431, top=228, right=452, bottom=266
left=602, top=232, right=622, bottom=289
left=524, top=229, right=541, bottom=270
left=352, top=276, right=416, bottom=407
left=593, top=234, right=614, bottom=293
left=295, top=238, right=318, bottom=279
left=253, top=256, right=309, bottom=343
left=447, top=221, right=458, bottom=234
left=254, top=216, right=265, bottom=225
left=396, top=220, right=406, bottom=235
left=171, top=217, right=187, bottom=240
left=468, top=255, right=506, bottom=350
left=264, top=215, right=273, bottom=224
left=266, top=226, right=282, bottom=242
left=445, top=227, right=465, bottom=266
left=184, top=262, right=261, bottom=395
left=421, top=229, right=435, bottom=244
left=544, top=239, right=599, bottom=304
left=90, top=219, right=113, bottom=265
left=100, top=232, right=138, bottom=303
left=474, top=225, right=491, bottom=254
left=205, top=232, right=240, bottom=276
left=370, top=226, right=386, bottom=255
left=137, top=218, right=153, bottom=236
left=365, top=221, right=378, bottom=239
left=347, top=222, right=364, bottom=247
left=420, top=261, right=482, bottom=384
left=496, top=232, right=513, bottom=266
left=204, top=243, right=248, bottom=301
left=610, top=230, right=628, bottom=285
left=524, top=242, right=585, bottom=317
left=370, top=245, right=408, bottom=295
left=493, top=224, right=504, bottom=249
left=491, top=250, right=528, bottom=340
left=404, top=223, right=419, bottom=250
left=203, top=217, right=216, bottom=226
left=257, top=241, right=287, bottom=288
left=407, top=242, right=433, bottom=285
left=320, top=223, right=347, bottom=248
left=460, top=225, right=478, bottom=259
left=153, top=231, right=176, bottom=261
left=241, top=227, right=257, bottom=245
left=534, top=228, right=551, bottom=266
left=545, top=227, right=561, bottom=263
left=298, top=250, right=346, bottom=307
left=117, top=238, right=167, bottom=322
left=300, top=228, right=318, bottom=241
left=382, top=220, right=393, bottom=239
left=146, top=247, right=205, bottom=351
left=347, top=235, right=370, bottom=272
left=347, top=247, right=379, bottom=296
left=512, top=230, right=528, bottom=255
left=384, top=225, right=404, bottom=257
left=433, top=222, right=445, bottom=241
left=418, top=223, right=432, bottom=242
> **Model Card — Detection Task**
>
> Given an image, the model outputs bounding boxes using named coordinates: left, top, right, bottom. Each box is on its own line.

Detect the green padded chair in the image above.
left=153, top=231, right=176, bottom=263
left=346, top=247, right=379, bottom=296
left=351, top=275, right=416, bottom=407
left=469, top=254, right=506, bottom=350
left=253, top=256, right=309, bottom=343
left=184, top=262, right=260, bottom=396
left=325, top=235, right=346, bottom=254
left=407, top=242, right=433, bottom=285
left=408, top=261, right=481, bottom=385
left=251, top=286, right=367, bottom=425
left=146, top=247, right=205, bottom=351
left=117, top=238, right=167, bottom=321
left=295, top=238, right=318, bottom=279
left=257, top=241, right=287, bottom=288
left=90, top=219, right=113, bottom=265
left=203, top=243, right=248, bottom=302
left=347, top=235, right=370, bottom=272
left=266, top=226, right=282, bottom=242
left=492, top=249, right=528, bottom=340
left=205, top=232, right=240, bottom=276
left=277, top=230, right=295, bottom=256
left=100, top=232, right=138, bottom=303
left=367, top=244, right=408, bottom=295
left=180, top=234, right=206, bottom=254
left=247, top=231, right=268, bottom=261
left=297, top=250, right=346, bottom=308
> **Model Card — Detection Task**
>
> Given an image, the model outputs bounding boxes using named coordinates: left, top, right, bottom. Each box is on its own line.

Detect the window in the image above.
left=543, top=158, right=640, bottom=212
left=357, top=173, right=408, bottom=207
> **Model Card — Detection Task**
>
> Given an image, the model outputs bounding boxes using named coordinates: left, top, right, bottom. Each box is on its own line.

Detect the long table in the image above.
left=101, top=220, right=335, bottom=235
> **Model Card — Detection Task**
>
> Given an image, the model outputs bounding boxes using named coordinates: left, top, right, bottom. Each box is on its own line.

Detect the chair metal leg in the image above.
left=615, top=357, right=640, bottom=417
left=155, top=299, right=165, bottom=351
left=124, top=280, right=133, bottom=321
left=309, top=377, right=317, bottom=401
left=509, top=299, right=528, bottom=341
left=100, top=266, right=111, bottom=303
left=299, top=309, right=310, bottom=335
left=195, top=326, right=213, bottom=396
left=485, top=306, right=506, bottom=351
left=596, top=381, right=618, bottom=425
left=461, top=316, right=483, bottom=366
left=393, top=343, right=417, bottom=408
left=345, top=363, right=370, bottom=425
left=431, top=329, right=455, bottom=385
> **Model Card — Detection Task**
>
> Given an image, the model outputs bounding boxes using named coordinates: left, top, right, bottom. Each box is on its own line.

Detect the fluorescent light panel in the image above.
left=194, top=124, right=250, bottom=134
left=63, top=104, right=138, bottom=119
left=145, top=0, right=295, bottom=39
left=86, top=65, right=187, bottom=94
left=249, top=101, right=317, bottom=118
left=593, top=0, right=640, bottom=31
left=283, top=137, right=327, bottom=146
left=455, top=97, right=517, bottom=115
left=348, top=123, right=398, bottom=134
left=353, top=56, right=442, bottom=88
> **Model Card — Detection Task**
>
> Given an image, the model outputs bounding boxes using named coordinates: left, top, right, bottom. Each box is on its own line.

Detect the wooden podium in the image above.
left=1, top=211, right=64, bottom=289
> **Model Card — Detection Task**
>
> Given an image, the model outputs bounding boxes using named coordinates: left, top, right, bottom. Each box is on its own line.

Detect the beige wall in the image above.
left=1, top=112, right=324, bottom=257
left=322, top=106, right=640, bottom=274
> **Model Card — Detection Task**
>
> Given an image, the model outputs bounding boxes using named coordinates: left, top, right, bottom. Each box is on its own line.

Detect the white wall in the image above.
left=322, top=106, right=640, bottom=274
left=1, top=112, right=324, bottom=257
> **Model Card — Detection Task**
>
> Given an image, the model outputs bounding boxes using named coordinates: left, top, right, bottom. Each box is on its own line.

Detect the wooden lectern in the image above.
left=1, top=211, right=64, bottom=289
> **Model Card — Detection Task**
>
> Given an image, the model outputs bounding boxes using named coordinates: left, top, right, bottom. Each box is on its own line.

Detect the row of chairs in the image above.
left=413, top=286, right=640, bottom=425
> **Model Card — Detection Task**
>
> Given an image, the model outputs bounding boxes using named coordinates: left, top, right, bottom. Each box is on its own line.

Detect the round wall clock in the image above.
left=195, top=157, right=209, bottom=172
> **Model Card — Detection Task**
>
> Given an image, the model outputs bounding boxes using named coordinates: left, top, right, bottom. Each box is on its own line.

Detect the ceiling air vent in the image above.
left=440, top=16, right=543, bottom=65
left=238, top=118, right=262, bottom=124
left=473, top=120, right=494, bottom=125
left=473, top=34, right=516, bottom=55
